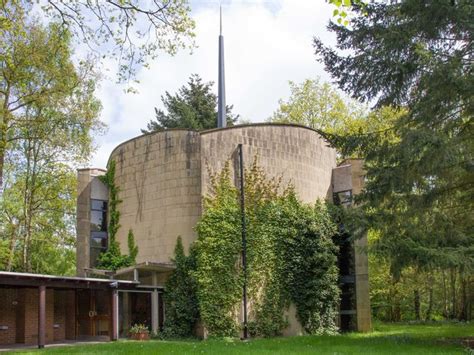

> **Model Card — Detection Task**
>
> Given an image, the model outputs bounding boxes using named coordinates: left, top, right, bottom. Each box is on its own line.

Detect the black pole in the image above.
left=238, top=144, right=248, bottom=339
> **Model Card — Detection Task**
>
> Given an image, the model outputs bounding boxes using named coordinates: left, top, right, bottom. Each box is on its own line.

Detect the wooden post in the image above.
left=111, top=289, right=118, bottom=341
left=38, top=285, right=46, bottom=349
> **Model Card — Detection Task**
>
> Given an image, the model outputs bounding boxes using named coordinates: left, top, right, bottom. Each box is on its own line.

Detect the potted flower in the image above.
left=129, top=323, right=150, bottom=340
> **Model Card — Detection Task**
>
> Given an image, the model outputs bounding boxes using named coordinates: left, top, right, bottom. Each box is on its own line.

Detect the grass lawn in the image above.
left=11, top=322, right=474, bottom=354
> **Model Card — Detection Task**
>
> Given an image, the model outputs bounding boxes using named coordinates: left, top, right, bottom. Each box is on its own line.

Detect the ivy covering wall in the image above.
left=98, top=160, right=138, bottom=271
left=162, top=237, right=199, bottom=338
left=187, top=159, right=340, bottom=337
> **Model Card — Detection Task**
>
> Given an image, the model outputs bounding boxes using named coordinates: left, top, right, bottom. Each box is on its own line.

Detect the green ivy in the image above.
left=279, top=198, right=340, bottom=334
left=194, top=158, right=340, bottom=337
left=97, top=160, right=138, bottom=271
left=194, top=163, right=242, bottom=337
left=162, top=237, right=200, bottom=338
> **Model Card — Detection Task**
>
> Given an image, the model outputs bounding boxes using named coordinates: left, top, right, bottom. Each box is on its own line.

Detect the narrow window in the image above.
left=90, top=199, right=108, bottom=267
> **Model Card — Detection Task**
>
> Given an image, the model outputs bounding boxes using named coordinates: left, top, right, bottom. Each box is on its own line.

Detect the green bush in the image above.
left=161, top=237, right=199, bottom=338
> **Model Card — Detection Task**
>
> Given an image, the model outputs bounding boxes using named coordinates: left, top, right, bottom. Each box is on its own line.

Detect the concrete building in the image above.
left=0, top=13, right=370, bottom=348
left=75, top=123, right=371, bottom=337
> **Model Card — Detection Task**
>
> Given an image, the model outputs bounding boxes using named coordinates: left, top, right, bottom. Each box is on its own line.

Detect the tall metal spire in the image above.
left=217, top=5, right=226, bottom=128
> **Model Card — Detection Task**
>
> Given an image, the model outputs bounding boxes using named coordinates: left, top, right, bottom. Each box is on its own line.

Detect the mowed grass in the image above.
left=11, top=322, right=474, bottom=354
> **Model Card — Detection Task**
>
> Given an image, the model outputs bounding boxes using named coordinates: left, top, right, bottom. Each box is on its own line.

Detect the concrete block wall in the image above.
left=109, top=130, right=202, bottom=263
left=200, top=124, right=337, bottom=204
left=76, top=168, right=107, bottom=276
left=105, top=125, right=336, bottom=265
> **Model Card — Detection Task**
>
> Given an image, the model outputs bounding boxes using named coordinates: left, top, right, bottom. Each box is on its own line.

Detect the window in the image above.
left=333, top=190, right=352, bottom=207
left=90, top=199, right=108, bottom=267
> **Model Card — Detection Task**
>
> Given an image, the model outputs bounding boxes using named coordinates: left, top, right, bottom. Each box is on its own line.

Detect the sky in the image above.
left=89, top=0, right=336, bottom=168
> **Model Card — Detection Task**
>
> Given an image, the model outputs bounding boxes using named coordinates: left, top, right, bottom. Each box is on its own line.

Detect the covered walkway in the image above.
left=0, top=272, right=136, bottom=349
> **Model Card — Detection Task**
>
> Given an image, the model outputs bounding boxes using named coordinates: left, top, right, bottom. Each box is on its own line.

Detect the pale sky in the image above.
left=89, top=0, right=336, bottom=168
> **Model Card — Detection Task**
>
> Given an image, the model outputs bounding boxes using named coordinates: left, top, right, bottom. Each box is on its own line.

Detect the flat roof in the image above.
left=0, top=271, right=137, bottom=289
left=114, top=261, right=175, bottom=277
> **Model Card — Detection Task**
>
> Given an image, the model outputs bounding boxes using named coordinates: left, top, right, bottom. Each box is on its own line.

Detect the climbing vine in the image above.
left=98, top=160, right=138, bottom=270
left=194, top=163, right=242, bottom=337
left=194, top=158, right=340, bottom=337
left=162, top=236, right=199, bottom=338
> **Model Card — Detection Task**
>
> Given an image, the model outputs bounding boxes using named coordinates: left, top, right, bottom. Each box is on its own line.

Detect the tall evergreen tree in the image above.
left=314, top=0, right=473, bottom=319
left=142, top=74, right=238, bottom=133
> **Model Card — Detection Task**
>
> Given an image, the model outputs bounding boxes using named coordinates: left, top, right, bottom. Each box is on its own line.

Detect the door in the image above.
left=76, top=290, right=111, bottom=338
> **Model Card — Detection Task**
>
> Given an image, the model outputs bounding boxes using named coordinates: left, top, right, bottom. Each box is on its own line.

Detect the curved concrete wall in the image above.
left=109, top=130, right=201, bottom=264
left=201, top=124, right=336, bottom=204
left=108, top=124, right=336, bottom=264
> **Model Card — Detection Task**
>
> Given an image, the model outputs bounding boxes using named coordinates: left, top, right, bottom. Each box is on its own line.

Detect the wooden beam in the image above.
left=38, top=285, right=46, bottom=349
left=0, top=278, right=114, bottom=289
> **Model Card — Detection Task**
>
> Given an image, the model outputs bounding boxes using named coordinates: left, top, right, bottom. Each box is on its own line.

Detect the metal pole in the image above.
left=238, top=144, right=248, bottom=339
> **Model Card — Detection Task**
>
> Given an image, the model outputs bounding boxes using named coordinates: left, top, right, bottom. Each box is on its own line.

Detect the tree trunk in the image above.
left=414, top=289, right=421, bottom=321
left=449, top=268, right=457, bottom=319
left=0, top=85, right=10, bottom=196
left=459, top=271, right=467, bottom=321
left=426, top=273, right=434, bottom=321
left=442, top=269, right=448, bottom=318
left=390, top=277, right=401, bottom=322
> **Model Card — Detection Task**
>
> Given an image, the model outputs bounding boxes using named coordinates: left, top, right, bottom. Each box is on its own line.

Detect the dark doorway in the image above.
left=76, top=290, right=111, bottom=339
left=118, top=292, right=152, bottom=337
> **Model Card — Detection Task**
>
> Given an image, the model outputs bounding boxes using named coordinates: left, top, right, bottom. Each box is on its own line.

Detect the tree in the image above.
left=314, top=0, right=473, bottom=319
left=0, top=7, right=104, bottom=193
left=270, top=78, right=367, bottom=133
left=162, top=236, right=199, bottom=338
left=1, top=0, right=195, bottom=83
left=269, top=78, right=403, bottom=158
left=142, top=74, right=239, bottom=133
left=0, top=16, right=103, bottom=274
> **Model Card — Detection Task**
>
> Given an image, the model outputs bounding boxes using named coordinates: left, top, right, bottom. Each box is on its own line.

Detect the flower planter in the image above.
left=130, top=331, right=150, bottom=341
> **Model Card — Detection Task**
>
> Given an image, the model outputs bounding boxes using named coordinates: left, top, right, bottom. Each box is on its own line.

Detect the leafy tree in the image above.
left=0, top=16, right=102, bottom=274
left=1, top=1, right=195, bottom=83
left=270, top=78, right=367, bottom=133
left=328, top=0, right=368, bottom=26
left=0, top=8, right=104, bottom=193
left=142, top=74, right=239, bottom=133
left=0, top=160, right=77, bottom=274
left=162, top=236, right=199, bottom=338
left=314, top=0, right=473, bottom=319
left=270, top=78, right=404, bottom=158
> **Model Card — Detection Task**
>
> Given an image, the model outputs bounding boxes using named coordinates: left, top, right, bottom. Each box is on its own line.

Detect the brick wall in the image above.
left=19, top=288, right=54, bottom=344
left=65, top=290, right=76, bottom=340
left=0, top=288, right=77, bottom=346
left=0, top=288, right=17, bottom=345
